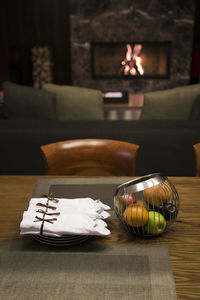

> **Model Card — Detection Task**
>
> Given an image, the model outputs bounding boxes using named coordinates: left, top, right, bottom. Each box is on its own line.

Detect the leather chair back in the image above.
left=193, top=143, right=200, bottom=176
left=41, top=139, right=139, bottom=176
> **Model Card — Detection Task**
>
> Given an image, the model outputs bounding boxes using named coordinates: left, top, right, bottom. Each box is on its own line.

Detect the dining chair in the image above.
left=41, top=139, right=140, bottom=176
left=193, top=142, right=200, bottom=176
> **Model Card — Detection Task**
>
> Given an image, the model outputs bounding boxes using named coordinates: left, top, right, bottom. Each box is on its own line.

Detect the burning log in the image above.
left=120, top=43, right=144, bottom=76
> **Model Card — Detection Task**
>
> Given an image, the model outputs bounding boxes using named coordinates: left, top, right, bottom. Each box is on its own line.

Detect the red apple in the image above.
left=121, top=193, right=136, bottom=205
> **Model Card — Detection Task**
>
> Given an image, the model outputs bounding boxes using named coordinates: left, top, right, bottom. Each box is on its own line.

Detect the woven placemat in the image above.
left=31, top=178, right=122, bottom=208
left=49, top=183, right=117, bottom=207
left=24, top=179, right=177, bottom=299
left=0, top=242, right=176, bottom=300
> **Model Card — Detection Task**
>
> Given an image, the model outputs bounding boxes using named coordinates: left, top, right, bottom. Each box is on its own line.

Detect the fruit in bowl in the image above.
left=123, top=204, right=149, bottom=227
left=143, top=182, right=170, bottom=207
left=163, top=202, right=178, bottom=221
left=136, top=199, right=149, bottom=210
left=114, top=173, right=179, bottom=237
left=144, top=211, right=166, bottom=235
left=121, top=193, right=137, bottom=205
left=114, top=193, right=137, bottom=214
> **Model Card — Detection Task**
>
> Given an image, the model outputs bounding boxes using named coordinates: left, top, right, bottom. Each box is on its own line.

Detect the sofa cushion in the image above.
left=42, top=83, right=104, bottom=120
left=189, top=95, right=200, bottom=120
left=141, top=84, right=200, bottom=120
left=2, top=81, right=57, bottom=120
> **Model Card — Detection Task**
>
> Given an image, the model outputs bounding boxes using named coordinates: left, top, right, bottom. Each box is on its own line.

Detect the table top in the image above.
left=0, top=175, right=200, bottom=299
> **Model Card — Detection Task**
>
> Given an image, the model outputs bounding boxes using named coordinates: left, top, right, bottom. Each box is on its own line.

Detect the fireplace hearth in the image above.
left=91, top=42, right=171, bottom=79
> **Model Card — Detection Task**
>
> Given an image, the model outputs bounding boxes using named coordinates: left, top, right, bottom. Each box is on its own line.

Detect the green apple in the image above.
left=144, top=211, right=166, bottom=235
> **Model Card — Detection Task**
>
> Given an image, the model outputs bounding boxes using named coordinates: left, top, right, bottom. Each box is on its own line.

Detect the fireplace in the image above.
left=91, top=42, right=171, bottom=79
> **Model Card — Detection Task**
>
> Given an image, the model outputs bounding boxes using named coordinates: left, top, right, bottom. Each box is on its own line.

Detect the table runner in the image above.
left=49, top=183, right=117, bottom=208
left=31, top=178, right=123, bottom=208
left=20, top=178, right=178, bottom=299
left=0, top=242, right=177, bottom=300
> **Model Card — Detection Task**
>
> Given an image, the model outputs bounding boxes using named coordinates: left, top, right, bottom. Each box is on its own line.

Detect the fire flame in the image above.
left=120, top=43, right=144, bottom=76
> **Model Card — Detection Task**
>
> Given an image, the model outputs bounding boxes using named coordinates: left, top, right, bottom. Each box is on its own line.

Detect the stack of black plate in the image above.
left=32, top=234, right=90, bottom=246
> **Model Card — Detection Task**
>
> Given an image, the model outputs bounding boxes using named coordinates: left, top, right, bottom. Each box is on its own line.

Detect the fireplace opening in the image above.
left=91, top=42, right=171, bottom=79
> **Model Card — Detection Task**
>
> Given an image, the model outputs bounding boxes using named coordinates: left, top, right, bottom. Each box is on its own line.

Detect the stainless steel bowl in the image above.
left=114, top=173, right=179, bottom=237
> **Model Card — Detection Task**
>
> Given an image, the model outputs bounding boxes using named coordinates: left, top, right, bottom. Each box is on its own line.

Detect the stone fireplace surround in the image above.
left=70, top=0, right=195, bottom=94
left=91, top=41, right=171, bottom=79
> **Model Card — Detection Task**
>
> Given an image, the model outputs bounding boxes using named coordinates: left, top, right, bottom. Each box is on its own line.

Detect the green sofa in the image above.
left=2, top=82, right=104, bottom=120
left=141, top=83, right=200, bottom=120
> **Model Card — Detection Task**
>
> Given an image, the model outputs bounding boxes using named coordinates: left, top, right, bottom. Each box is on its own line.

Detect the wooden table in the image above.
left=0, top=175, right=200, bottom=299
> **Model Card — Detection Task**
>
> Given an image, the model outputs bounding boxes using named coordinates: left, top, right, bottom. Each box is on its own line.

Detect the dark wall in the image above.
left=0, top=0, right=71, bottom=88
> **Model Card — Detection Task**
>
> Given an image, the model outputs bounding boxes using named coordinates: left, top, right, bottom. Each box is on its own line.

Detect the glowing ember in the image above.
left=120, top=43, right=144, bottom=76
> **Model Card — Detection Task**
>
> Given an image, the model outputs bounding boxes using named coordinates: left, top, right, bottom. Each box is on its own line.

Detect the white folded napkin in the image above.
left=28, top=198, right=110, bottom=219
left=29, top=197, right=110, bottom=213
left=20, top=211, right=110, bottom=236
left=20, top=197, right=111, bottom=237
